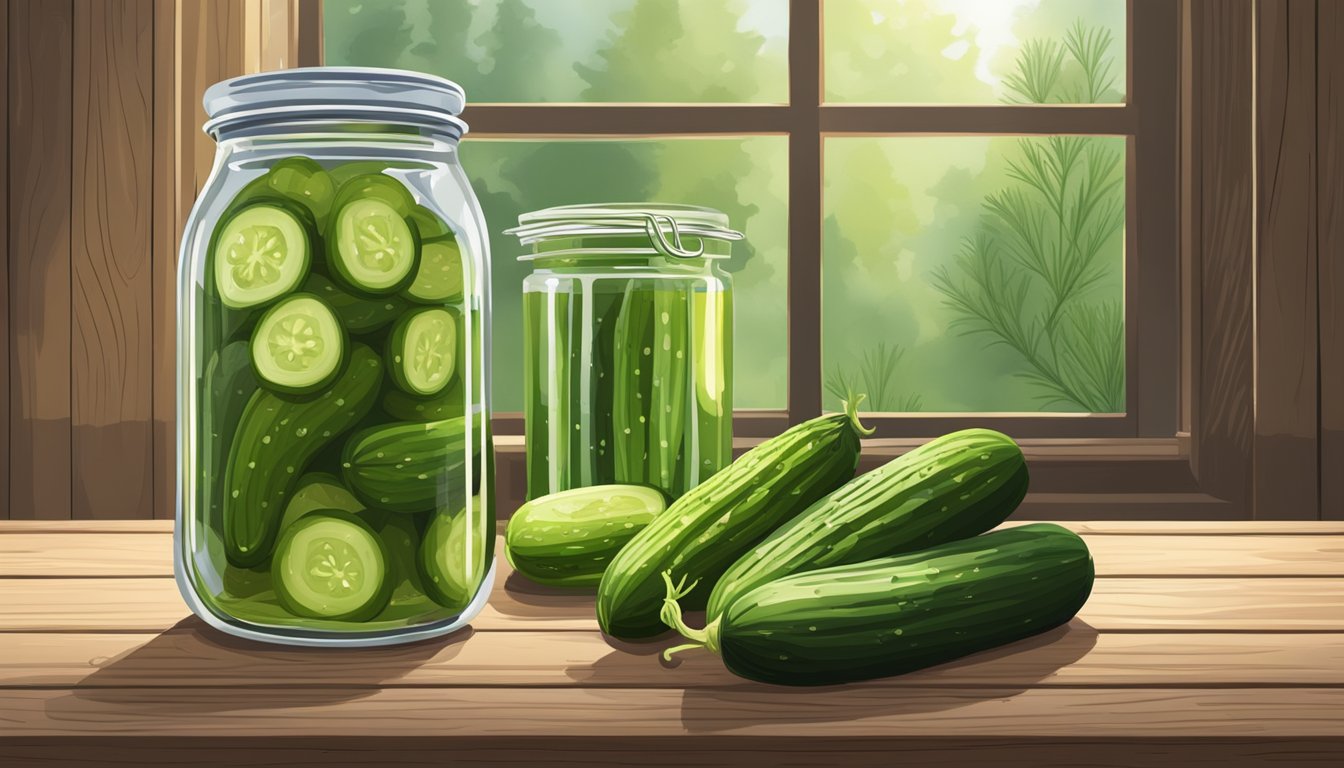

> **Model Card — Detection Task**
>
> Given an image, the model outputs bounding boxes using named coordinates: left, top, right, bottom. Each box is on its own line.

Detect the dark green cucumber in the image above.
left=303, top=273, right=409, bottom=335
left=381, top=379, right=464, bottom=422
left=341, top=416, right=476, bottom=513
left=202, top=342, right=259, bottom=521
left=265, top=157, right=336, bottom=230
left=648, top=287, right=688, bottom=495
left=421, top=497, right=493, bottom=611
left=698, top=428, right=1028, bottom=624
left=505, top=485, right=668, bottom=589
left=595, top=404, right=870, bottom=640
left=611, top=284, right=653, bottom=485
left=667, top=524, right=1093, bottom=686
left=222, top=345, right=382, bottom=567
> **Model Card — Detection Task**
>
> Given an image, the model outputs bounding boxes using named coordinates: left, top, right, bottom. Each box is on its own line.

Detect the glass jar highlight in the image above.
left=175, top=68, right=493, bottom=647
left=508, top=204, right=739, bottom=500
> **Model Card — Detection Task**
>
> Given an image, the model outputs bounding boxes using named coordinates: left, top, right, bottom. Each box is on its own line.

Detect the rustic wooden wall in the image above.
left=1, top=0, right=251, bottom=521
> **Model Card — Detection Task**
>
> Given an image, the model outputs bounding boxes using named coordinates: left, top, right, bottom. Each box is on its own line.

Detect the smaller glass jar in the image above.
left=508, top=204, right=741, bottom=500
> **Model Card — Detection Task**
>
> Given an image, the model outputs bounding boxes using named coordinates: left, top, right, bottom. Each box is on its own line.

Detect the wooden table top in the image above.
left=2, top=520, right=1343, bottom=767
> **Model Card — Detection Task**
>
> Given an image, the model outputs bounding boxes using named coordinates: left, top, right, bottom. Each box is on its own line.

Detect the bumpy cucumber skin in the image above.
left=222, top=345, right=382, bottom=567
left=612, top=285, right=653, bottom=486
left=705, top=428, right=1029, bottom=621
left=303, top=273, right=409, bottom=335
left=381, top=380, right=465, bottom=422
left=648, top=288, right=688, bottom=495
left=596, top=412, right=864, bottom=640
left=421, top=501, right=493, bottom=611
left=714, top=524, right=1094, bottom=686
left=341, top=417, right=471, bottom=513
left=203, top=342, right=259, bottom=522
left=505, top=485, right=668, bottom=589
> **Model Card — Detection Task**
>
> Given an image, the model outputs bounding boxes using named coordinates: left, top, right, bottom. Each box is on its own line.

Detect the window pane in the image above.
left=824, top=0, right=1127, bottom=104
left=466, top=137, right=788, bottom=411
left=823, top=136, right=1126, bottom=413
left=324, top=0, right=789, bottom=103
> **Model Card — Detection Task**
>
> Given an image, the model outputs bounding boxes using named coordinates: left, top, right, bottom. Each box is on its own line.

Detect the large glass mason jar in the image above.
left=175, top=69, right=493, bottom=647
left=508, top=204, right=739, bottom=500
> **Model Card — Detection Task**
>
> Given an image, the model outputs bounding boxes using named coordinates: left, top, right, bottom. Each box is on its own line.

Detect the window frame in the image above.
left=267, top=0, right=1281, bottom=520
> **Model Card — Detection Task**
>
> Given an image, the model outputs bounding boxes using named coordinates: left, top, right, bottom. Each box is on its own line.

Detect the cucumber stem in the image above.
left=842, top=394, right=876, bottom=436
left=658, top=570, right=721, bottom=659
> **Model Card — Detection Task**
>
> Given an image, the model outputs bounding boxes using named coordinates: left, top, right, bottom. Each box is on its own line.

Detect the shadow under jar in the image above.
left=508, top=204, right=741, bottom=501
left=175, top=68, right=494, bottom=647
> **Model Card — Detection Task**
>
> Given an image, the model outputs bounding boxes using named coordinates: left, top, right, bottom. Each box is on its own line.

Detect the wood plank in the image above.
left=2, top=628, right=1342, bottom=690
left=1321, top=0, right=1344, bottom=520
left=3, top=737, right=1343, bottom=768
left=1255, top=0, right=1319, bottom=518
left=1189, top=0, right=1254, bottom=512
left=7, top=530, right=1344, bottom=577
left=7, top=0, right=74, bottom=520
left=151, top=0, right=178, bottom=521
left=2, top=686, right=1343, bottom=740
left=71, top=0, right=155, bottom=520
left=3, top=576, right=1341, bottom=633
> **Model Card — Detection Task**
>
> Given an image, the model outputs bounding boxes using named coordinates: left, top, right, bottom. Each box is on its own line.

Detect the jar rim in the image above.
left=506, top=203, right=744, bottom=261
left=203, top=67, right=468, bottom=140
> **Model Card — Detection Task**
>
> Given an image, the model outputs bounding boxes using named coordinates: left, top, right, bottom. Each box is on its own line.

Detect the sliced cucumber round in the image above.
left=328, top=197, right=420, bottom=295
left=251, top=293, right=346, bottom=394
left=405, top=239, right=465, bottom=304
left=273, top=510, right=391, bottom=622
left=212, top=203, right=311, bottom=309
left=387, top=307, right=457, bottom=396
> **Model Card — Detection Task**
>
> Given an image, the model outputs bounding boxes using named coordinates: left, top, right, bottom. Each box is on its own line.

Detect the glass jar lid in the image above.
left=203, top=67, right=468, bottom=140
left=506, top=203, right=744, bottom=260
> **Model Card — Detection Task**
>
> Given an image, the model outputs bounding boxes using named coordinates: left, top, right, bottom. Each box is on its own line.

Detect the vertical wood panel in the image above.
left=786, top=0, right=820, bottom=424
left=1255, top=0, right=1319, bottom=518
left=1190, top=0, right=1255, bottom=512
left=151, top=0, right=179, bottom=521
left=8, top=0, right=74, bottom=520
left=71, top=0, right=156, bottom=519
left=156, top=0, right=248, bottom=520
left=0, top=0, right=10, bottom=517
left=1321, top=0, right=1344, bottom=520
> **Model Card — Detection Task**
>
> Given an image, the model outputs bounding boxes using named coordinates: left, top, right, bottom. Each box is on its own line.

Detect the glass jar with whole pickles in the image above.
left=175, top=68, right=493, bottom=646
left=508, top=204, right=739, bottom=500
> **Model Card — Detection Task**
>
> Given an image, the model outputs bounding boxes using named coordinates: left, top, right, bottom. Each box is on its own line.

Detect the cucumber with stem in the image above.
left=596, top=400, right=871, bottom=640
left=661, top=524, right=1094, bottom=686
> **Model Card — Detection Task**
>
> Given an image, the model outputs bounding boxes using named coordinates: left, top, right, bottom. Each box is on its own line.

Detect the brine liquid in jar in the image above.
left=510, top=204, right=739, bottom=501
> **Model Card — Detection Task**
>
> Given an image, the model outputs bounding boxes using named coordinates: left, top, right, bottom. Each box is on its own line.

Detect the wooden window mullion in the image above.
left=786, top=0, right=824, bottom=424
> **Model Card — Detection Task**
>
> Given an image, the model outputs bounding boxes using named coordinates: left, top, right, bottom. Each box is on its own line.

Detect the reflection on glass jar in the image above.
left=509, top=205, right=739, bottom=500
left=175, top=69, right=494, bottom=647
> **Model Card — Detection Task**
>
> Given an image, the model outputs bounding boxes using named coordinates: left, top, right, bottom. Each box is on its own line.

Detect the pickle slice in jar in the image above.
left=251, top=293, right=346, bottom=395
left=273, top=511, right=391, bottom=622
left=404, top=239, right=465, bottom=304
left=387, top=307, right=457, bottom=396
left=266, top=157, right=336, bottom=229
left=409, top=204, right=454, bottom=242
left=327, top=196, right=420, bottom=295
left=212, top=203, right=311, bottom=309
left=420, top=498, right=488, bottom=612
